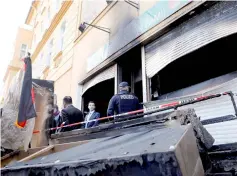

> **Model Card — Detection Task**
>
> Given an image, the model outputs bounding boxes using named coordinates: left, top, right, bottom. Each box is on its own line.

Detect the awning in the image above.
left=82, top=65, right=116, bottom=94
left=145, top=2, right=237, bottom=78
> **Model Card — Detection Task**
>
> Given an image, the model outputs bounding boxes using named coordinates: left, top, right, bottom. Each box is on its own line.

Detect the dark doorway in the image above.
left=117, top=46, right=143, bottom=102
left=134, top=81, right=143, bottom=102
left=151, top=33, right=237, bottom=100
left=83, top=78, right=114, bottom=117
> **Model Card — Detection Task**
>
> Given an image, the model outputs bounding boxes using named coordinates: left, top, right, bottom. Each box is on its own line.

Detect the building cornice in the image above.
left=31, top=1, right=73, bottom=62
left=53, top=51, right=63, bottom=62
left=42, top=66, right=50, bottom=79
left=25, top=1, right=39, bottom=25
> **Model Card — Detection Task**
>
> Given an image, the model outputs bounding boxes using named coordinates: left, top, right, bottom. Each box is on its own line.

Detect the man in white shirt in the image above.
left=85, top=101, right=100, bottom=128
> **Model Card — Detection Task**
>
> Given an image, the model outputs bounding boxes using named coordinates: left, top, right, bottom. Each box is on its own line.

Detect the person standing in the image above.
left=107, top=82, right=140, bottom=116
left=60, top=96, right=84, bottom=131
left=85, top=101, right=100, bottom=128
left=53, top=105, right=60, bottom=126
left=53, top=105, right=62, bottom=133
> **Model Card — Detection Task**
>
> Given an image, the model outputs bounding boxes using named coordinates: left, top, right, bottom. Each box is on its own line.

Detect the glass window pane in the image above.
left=61, top=21, right=66, bottom=34
left=20, top=50, right=26, bottom=58
left=40, top=53, right=44, bottom=60
left=48, top=8, right=51, bottom=19
left=21, top=44, right=27, bottom=50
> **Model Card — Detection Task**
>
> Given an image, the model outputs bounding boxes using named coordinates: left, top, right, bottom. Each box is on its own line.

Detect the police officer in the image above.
left=107, top=82, right=140, bottom=116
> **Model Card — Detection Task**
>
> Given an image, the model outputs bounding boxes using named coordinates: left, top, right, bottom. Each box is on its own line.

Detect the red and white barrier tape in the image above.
left=33, top=91, right=234, bottom=134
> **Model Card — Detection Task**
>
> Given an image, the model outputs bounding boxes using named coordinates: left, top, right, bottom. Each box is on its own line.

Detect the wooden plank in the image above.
left=1, top=150, right=20, bottom=161
left=52, top=140, right=89, bottom=152
left=19, top=145, right=54, bottom=162
left=1, top=141, right=89, bottom=167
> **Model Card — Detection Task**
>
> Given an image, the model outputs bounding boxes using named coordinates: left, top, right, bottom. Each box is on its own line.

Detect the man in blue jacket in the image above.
left=85, top=101, right=100, bottom=128
left=107, top=82, right=140, bottom=116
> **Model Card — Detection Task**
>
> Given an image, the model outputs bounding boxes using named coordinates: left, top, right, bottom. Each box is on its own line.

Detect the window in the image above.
left=33, top=34, right=36, bottom=48
left=47, top=8, right=51, bottom=28
left=56, top=0, right=61, bottom=12
left=20, top=44, right=27, bottom=58
left=48, top=8, right=51, bottom=20
left=49, top=39, right=54, bottom=53
left=40, top=52, right=44, bottom=61
left=59, top=21, right=66, bottom=51
left=41, top=21, right=44, bottom=34
left=47, top=39, right=54, bottom=66
left=40, top=1, right=45, bottom=14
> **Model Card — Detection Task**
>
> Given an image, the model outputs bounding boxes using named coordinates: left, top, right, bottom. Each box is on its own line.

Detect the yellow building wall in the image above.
left=11, top=26, right=33, bottom=68
left=54, top=69, right=72, bottom=109
left=27, top=1, right=160, bottom=107
left=2, top=70, right=17, bottom=99
left=71, top=1, right=139, bottom=102
left=2, top=25, right=33, bottom=99
left=31, top=0, right=60, bottom=53
left=30, top=0, right=79, bottom=106
left=47, top=0, right=79, bottom=105
left=46, top=0, right=79, bottom=80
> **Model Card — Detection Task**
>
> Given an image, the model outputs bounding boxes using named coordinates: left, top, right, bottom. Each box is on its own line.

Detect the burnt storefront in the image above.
left=143, top=1, right=237, bottom=145
left=81, top=65, right=116, bottom=117
left=76, top=1, right=237, bottom=144
left=145, top=2, right=237, bottom=101
left=116, top=46, right=143, bottom=102
left=77, top=1, right=196, bottom=113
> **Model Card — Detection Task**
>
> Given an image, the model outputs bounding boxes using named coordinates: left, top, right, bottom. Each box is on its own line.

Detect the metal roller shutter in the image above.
left=145, top=78, right=237, bottom=120
left=144, top=78, right=237, bottom=145
left=204, top=120, right=237, bottom=145
left=145, top=2, right=237, bottom=78
left=82, top=65, right=116, bottom=94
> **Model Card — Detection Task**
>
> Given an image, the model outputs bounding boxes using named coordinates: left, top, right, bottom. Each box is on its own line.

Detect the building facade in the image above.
left=72, top=0, right=198, bottom=115
left=24, top=0, right=142, bottom=110
left=21, top=0, right=205, bottom=113
left=2, top=24, right=33, bottom=101
left=3, top=1, right=237, bottom=145
left=72, top=1, right=237, bottom=145
left=25, top=0, right=80, bottom=107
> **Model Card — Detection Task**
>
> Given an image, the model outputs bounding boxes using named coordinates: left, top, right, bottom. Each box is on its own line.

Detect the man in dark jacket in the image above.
left=61, top=96, right=84, bottom=131
left=107, top=82, right=140, bottom=116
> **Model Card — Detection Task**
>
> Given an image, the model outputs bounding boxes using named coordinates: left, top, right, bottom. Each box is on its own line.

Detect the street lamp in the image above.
left=78, top=22, right=110, bottom=34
